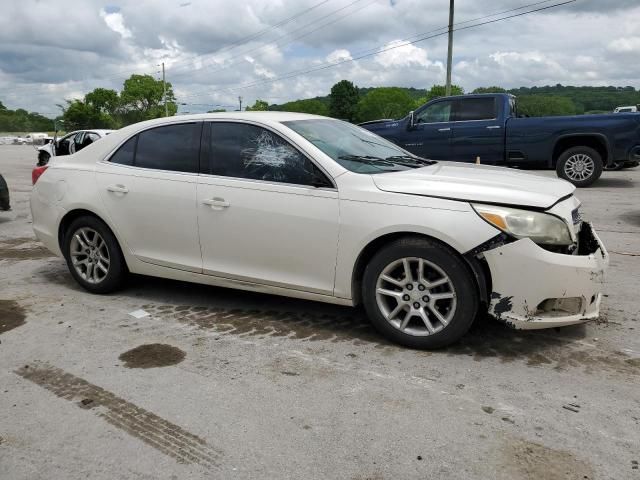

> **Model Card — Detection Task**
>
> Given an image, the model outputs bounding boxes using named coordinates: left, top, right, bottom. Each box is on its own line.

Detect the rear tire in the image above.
left=63, top=216, right=127, bottom=293
left=362, top=237, right=478, bottom=349
left=556, top=146, right=603, bottom=187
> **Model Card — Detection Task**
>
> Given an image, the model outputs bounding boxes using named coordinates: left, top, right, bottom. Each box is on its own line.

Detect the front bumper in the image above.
left=483, top=222, right=608, bottom=329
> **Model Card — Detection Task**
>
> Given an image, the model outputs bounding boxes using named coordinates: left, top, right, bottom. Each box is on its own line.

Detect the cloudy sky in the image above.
left=1, top=0, right=639, bottom=116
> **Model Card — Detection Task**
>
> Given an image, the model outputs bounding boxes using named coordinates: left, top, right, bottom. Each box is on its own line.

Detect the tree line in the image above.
left=254, top=82, right=640, bottom=123
left=2, top=78, right=639, bottom=132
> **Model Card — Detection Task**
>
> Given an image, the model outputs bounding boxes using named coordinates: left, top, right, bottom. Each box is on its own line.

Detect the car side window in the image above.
left=208, top=122, right=330, bottom=187
left=135, top=123, right=201, bottom=173
left=415, top=101, right=452, bottom=124
left=109, top=136, right=137, bottom=166
left=455, top=98, right=496, bottom=121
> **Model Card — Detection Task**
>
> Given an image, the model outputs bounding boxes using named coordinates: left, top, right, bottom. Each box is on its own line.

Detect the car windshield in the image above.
left=282, top=119, right=436, bottom=174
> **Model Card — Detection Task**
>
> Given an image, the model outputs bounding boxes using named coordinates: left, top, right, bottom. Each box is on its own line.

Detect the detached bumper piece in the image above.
left=483, top=222, right=608, bottom=329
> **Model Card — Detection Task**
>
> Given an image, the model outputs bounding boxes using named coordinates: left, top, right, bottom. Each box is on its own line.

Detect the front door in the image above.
left=397, top=99, right=453, bottom=160
left=197, top=121, right=340, bottom=294
left=96, top=122, right=203, bottom=272
left=451, top=97, right=504, bottom=164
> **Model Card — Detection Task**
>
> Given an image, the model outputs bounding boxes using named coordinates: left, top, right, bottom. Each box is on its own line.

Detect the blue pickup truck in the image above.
left=360, top=93, right=640, bottom=187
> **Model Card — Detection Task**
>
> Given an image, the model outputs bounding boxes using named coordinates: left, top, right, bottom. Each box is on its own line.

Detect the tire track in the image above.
left=15, top=362, right=221, bottom=467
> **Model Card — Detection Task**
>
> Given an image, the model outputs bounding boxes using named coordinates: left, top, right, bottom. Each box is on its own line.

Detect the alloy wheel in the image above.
left=69, top=227, right=110, bottom=284
left=564, top=153, right=595, bottom=182
left=375, top=257, right=457, bottom=336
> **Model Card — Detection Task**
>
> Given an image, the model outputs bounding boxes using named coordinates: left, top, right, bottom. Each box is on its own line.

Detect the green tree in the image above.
left=516, top=95, right=578, bottom=117
left=413, top=84, right=464, bottom=109
left=472, top=86, right=507, bottom=94
left=60, top=99, right=101, bottom=130
left=355, top=87, right=415, bottom=123
left=246, top=99, right=269, bottom=111
left=329, top=80, right=359, bottom=121
left=119, top=74, right=177, bottom=124
left=278, top=99, right=329, bottom=115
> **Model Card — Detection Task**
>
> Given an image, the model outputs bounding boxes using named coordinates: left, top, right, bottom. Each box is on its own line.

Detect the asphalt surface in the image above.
left=1, top=144, right=639, bottom=479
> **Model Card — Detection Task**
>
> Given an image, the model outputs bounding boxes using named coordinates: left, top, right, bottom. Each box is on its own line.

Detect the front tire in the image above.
left=556, top=146, right=603, bottom=187
left=63, top=216, right=127, bottom=293
left=362, top=237, right=478, bottom=349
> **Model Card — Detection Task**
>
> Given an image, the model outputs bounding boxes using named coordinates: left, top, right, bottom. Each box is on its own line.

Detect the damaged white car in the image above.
left=30, top=113, right=608, bottom=348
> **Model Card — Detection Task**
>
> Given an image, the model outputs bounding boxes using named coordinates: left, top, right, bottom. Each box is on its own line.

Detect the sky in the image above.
left=0, top=0, right=639, bottom=116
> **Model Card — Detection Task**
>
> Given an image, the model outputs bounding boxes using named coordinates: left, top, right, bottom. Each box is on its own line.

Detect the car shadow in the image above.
left=596, top=177, right=636, bottom=188
left=33, top=266, right=638, bottom=375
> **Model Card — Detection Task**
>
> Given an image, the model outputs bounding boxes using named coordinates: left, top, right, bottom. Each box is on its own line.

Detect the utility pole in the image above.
left=445, top=0, right=454, bottom=96
left=161, top=62, right=168, bottom=117
left=238, top=96, right=243, bottom=111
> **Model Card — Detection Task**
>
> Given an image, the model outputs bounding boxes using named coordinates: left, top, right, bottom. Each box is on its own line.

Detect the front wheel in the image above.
left=63, top=216, right=127, bottom=293
left=556, top=146, right=603, bottom=187
left=362, top=237, right=478, bottom=349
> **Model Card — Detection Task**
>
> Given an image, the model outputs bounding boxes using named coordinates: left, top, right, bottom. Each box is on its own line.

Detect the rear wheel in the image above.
left=556, top=146, right=603, bottom=187
left=362, top=237, right=478, bottom=349
left=63, top=216, right=127, bottom=293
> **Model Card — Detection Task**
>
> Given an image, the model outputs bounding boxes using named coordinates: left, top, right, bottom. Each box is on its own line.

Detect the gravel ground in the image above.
left=1, top=144, right=639, bottom=479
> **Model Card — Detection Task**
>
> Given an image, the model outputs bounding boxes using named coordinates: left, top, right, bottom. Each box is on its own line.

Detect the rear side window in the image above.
left=109, top=136, right=136, bottom=166
left=455, top=98, right=496, bottom=121
left=109, top=123, right=201, bottom=173
left=208, top=122, right=322, bottom=186
left=136, top=123, right=201, bottom=172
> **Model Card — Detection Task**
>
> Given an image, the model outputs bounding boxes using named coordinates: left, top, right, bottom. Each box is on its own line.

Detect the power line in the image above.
left=0, top=0, right=335, bottom=94
left=167, top=0, right=372, bottom=79
left=179, top=0, right=576, bottom=102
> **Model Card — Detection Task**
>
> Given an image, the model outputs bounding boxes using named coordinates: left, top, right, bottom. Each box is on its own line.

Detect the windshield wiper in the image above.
left=385, top=155, right=436, bottom=166
left=337, top=155, right=406, bottom=172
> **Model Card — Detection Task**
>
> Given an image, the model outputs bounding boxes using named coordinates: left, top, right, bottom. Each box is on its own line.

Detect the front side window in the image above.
left=455, top=98, right=496, bottom=121
left=208, top=122, right=326, bottom=186
left=416, top=101, right=452, bottom=124
left=108, top=123, right=201, bottom=173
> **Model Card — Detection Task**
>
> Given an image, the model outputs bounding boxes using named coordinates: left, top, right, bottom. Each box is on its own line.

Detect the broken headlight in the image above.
left=472, top=204, right=573, bottom=246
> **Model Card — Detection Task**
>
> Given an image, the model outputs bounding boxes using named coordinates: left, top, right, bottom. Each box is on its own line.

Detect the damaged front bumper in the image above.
left=482, top=222, right=608, bottom=329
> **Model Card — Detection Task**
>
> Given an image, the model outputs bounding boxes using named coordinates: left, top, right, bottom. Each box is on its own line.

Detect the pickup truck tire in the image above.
left=556, top=146, right=603, bottom=187
left=362, top=237, right=477, bottom=349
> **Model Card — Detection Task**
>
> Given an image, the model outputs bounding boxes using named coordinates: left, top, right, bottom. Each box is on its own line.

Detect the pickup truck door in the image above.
left=398, top=99, right=453, bottom=160
left=451, top=97, right=504, bottom=164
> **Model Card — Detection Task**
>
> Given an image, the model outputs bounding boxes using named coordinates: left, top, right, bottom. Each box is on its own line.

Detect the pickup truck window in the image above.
left=416, top=101, right=452, bottom=124
left=454, top=97, right=496, bottom=121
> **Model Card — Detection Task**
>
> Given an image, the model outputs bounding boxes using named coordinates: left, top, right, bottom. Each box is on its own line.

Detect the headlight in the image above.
left=472, top=204, right=573, bottom=245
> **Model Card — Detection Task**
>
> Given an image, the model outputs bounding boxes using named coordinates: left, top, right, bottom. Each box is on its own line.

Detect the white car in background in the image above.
left=36, top=129, right=114, bottom=165
left=30, top=113, right=608, bottom=348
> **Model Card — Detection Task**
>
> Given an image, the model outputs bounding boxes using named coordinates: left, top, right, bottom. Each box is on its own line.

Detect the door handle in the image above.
left=437, top=127, right=451, bottom=132
left=486, top=125, right=501, bottom=129
left=107, top=184, right=129, bottom=194
left=203, top=198, right=230, bottom=210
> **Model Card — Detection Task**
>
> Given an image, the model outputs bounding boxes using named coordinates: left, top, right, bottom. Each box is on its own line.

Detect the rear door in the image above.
left=95, top=122, right=203, bottom=272
left=197, top=121, right=339, bottom=294
left=398, top=99, right=453, bottom=159
left=451, top=97, right=503, bottom=164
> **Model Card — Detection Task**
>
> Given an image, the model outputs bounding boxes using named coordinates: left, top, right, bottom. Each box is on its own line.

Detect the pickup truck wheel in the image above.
left=556, top=146, right=603, bottom=187
left=362, top=237, right=478, bottom=349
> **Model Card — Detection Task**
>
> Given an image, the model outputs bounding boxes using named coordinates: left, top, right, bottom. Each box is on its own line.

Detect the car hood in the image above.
left=372, top=161, right=575, bottom=209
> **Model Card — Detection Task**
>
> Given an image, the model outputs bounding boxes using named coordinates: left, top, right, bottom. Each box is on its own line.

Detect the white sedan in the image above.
left=30, top=113, right=608, bottom=348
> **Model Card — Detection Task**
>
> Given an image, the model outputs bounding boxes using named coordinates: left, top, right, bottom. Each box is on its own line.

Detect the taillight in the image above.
left=32, top=166, right=48, bottom=185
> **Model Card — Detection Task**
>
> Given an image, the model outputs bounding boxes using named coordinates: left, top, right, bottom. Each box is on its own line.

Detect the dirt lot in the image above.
left=1, top=144, right=639, bottom=479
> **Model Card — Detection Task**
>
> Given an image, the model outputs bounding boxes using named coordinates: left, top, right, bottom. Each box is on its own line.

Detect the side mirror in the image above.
left=408, top=111, right=415, bottom=130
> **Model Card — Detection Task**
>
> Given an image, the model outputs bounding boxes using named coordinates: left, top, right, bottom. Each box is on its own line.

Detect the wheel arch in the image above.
left=350, top=232, right=490, bottom=308
left=551, top=134, right=610, bottom=167
left=57, top=209, right=128, bottom=271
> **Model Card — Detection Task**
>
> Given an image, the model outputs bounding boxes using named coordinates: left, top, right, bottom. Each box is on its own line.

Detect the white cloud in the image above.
left=100, top=10, right=133, bottom=39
